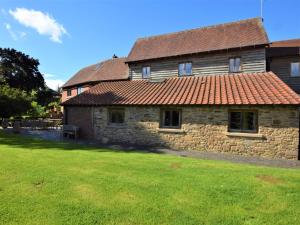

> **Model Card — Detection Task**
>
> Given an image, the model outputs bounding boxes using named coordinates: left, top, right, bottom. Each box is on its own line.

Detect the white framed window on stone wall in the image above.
left=229, top=57, right=241, bottom=73
left=228, top=110, right=258, bottom=133
left=108, top=108, right=125, bottom=124
left=160, top=109, right=181, bottom=129
left=290, top=62, right=300, bottom=77
left=142, top=66, right=151, bottom=79
left=178, top=62, right=192, bottom=76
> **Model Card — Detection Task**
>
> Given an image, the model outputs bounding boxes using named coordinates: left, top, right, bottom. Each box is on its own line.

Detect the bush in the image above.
left=27, top=101, right=46, bottom=117
left=0, top=85, right=32, bottom=118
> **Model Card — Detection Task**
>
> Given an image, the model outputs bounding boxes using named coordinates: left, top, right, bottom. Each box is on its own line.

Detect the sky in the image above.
left=0, top=0, right=300, bottom=90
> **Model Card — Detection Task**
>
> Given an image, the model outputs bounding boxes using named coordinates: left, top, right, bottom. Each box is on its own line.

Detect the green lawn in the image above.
left=0, top=132, right=300, bottom=225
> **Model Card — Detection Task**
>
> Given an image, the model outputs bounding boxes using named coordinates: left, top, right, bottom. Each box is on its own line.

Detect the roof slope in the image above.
left=62, top=72, right=300, bottom=106
left=270, top=38, right=300, bottom=47
left=62, top=57, right=129, bottom=88
left=126, top=18, right=269, bottom=63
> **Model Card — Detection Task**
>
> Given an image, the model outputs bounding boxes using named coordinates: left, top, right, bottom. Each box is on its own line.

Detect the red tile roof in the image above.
left=62, top=57, right=129, bottom=88
left=270, top=38, right=300, bottom=47
left=126, top=18, right=269, bottom=63
left=62, top=72, right=300, bottom=106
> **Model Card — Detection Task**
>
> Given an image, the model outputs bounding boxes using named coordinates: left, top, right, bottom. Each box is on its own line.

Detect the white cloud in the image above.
left=44, top=73, right=55, bottom=78
left=45, top=79, right=65, bottom=90
left=9, top=8, right=67, bottom=43
left=4, top=22, right=27, bottom=41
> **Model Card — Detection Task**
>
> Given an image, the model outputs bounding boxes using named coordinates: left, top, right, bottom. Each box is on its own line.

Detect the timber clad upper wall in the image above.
left=270, top=56, right=300, bottom=93
left=131, top=48, right=266, bottom=80
left=126, top=18, right=269, bottom=62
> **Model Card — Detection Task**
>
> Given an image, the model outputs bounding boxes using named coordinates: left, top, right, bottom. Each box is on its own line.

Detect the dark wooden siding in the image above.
left=269, top=56, right=300, bottom=93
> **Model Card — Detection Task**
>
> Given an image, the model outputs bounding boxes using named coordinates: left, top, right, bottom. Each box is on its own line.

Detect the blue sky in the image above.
left=1, top=0, right=300, bottom=90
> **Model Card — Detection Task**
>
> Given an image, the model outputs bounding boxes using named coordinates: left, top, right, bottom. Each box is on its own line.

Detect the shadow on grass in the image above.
left=0, top=130, right=164, bottom=155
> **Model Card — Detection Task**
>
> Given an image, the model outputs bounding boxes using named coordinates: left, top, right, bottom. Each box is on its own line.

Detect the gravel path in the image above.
left=4, top=128, right=300, bottom=169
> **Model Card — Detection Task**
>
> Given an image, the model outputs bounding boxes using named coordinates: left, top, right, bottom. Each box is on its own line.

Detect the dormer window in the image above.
left=291, top=62, right=300, bottom=77
left=142, top=66, right=151, bottom=79
left=229, top=57, right=241, bottom=73
left=178, top=62, right=192, bottom=76
left=67, top=89, right=72, bottom=97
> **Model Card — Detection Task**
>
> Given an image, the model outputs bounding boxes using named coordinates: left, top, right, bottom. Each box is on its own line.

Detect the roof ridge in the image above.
left=271, top=38, right=300, bottom=43
left=62, top=57, right=128, bottom=88
left=84, top=56, right=128, bottom=70
left=136, top=17, right=262, bottom=42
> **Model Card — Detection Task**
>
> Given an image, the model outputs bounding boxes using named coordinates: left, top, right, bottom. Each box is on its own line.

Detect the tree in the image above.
left=0, top=48, right=61, bottom=118
left=0, top=85, right=32, bottom=118
left=36, top=87, right=60, bottom=106
left=0, top=48, right=45, bottom=92
left=27, top=101, right=46, bottom=118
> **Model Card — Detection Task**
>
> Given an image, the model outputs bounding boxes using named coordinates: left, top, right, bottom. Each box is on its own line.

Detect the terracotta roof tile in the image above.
left=126, top=18, right=269, bottom=62
left=62, top=57, right=129, bottom=88
left=270, top=38, right=300, bottom=47
left=62, top=72, right=300, bottom=106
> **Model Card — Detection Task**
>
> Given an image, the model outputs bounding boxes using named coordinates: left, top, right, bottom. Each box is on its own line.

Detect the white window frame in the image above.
left=229, top=57, right=241, bottom=73
left=77, top=87, right=83, bottom=95
left=178, top=62, right=192, bottom=76
left=290, top=62, right=300, bottom=77
left=142, top=66, right=151, bottom=79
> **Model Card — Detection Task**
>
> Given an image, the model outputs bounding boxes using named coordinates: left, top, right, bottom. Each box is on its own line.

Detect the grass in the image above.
left=0, top=131, right=300, bottom=225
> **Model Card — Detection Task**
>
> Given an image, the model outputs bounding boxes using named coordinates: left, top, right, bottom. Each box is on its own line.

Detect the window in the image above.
left=67, top=89, right=72, bottom=96
left=77, top=87, right=83, bottom=95
left=142, top=66, right=151, bottom=79
left=229, top=57, right=241, bottom=73
left=160, top=109, right=181, bottom=128
left=178, top=62, right=192, bottom=76
left=229, top=110, right=258, bottom=133
left=291, top=62, right=300, bottom=77
left=108, top=108, right=125, bottom=124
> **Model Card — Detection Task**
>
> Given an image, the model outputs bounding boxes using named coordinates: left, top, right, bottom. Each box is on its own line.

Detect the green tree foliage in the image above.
left=0, top=48, right=45, bottom=92
left=0, top=48, right=61, bottom=118
left=27, top=101, right=47, bottom=118
left=36, top=87, right=60, bottom=106
left=0, top=85, right=32, bottom=118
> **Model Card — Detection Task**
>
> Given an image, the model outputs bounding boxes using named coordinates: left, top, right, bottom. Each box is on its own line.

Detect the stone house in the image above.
left=62, top=18, right=300, bottom=160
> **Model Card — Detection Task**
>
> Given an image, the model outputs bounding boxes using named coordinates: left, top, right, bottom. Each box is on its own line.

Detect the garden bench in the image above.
left=62, top=125, right=79, bottom=139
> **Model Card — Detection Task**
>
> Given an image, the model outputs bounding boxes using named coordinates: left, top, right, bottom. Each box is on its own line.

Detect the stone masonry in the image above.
left=67, top=105, right=299, bottom=160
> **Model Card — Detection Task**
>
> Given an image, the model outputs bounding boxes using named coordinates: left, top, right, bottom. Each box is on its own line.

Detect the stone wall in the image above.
left=67, top=105, right=299, bottom=160
left=67, top=106, right=299, bottom=159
